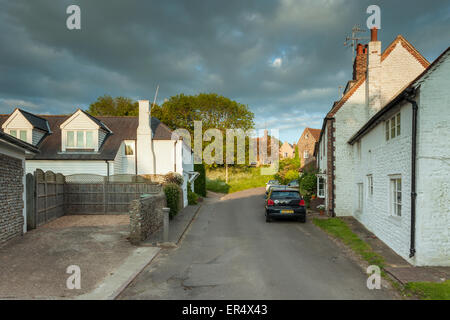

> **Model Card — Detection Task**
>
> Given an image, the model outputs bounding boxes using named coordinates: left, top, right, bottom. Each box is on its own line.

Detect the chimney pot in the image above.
left=356, top=43, right=364, bottom=55
left=370, top=27, right=378, bottom=42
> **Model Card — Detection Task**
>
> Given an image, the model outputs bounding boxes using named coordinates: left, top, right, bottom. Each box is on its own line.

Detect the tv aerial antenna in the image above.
left=344, top=25, right=369, bottom=62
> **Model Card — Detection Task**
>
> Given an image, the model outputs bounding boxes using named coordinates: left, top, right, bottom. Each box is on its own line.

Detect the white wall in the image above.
left=152, top=140, right=176, bottom=174
left=334, top=82, right=367, bottom=216
left=113, top=140, right=136, bottom=174
left=317, top=125, right=327, bottom=173
left=415, top=54, right=450, bottom=266
left=353, top=101, right=414, bottom=263
left=26, top=160, right=108, bottom=176
left=334, top=41, right=427, bottom=217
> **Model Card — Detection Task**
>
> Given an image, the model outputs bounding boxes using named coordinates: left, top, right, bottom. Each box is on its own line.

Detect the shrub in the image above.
left=299, top=172, right=317, bottom=208
left=187, top=182, right=199, bottom=205
left=163, top=183, right=181, bottom=219
left=194, top=163, right=206, bottom=197
left=163, top=172, right=184, bottom=186
left=206, top=178, right=230, bottom=193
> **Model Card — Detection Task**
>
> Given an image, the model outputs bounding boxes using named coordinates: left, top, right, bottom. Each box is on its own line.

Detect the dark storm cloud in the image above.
left=0, top=0, right=449, bottom=142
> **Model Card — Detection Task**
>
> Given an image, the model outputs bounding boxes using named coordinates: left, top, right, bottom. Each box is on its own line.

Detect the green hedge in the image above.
left=187, top=182, right=199, bottom=205
left=194, top=163, right=206, bottom=197
left=163, top=183, right=182, bottom=219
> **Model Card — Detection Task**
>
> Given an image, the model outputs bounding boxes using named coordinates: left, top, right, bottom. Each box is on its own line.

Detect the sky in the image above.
left=0, top=0, right=449, bottom=144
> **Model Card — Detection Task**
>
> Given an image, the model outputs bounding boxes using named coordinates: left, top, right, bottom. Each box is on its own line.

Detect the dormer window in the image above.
left=2, top=109, right=50, bottom=145
left=66, top=130, right=95, bottom=149
left=9, top=129, right=28, bottom=142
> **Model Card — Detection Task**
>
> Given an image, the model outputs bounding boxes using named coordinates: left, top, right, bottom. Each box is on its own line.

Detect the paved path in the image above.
left=119, top=188, right=396, bottom=299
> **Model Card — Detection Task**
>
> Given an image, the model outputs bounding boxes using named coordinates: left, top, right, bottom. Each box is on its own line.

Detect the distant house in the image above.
left=0, top=100, right=196, bottom=207
left=0, top=131, right=39, bottom=246
left=297, top=127, right=321, bottom=168
left=251, top=129, right=280, bottom=166
left=347, top=47, right=450, bottom=266
left=279, top=141, right=295, bottom=159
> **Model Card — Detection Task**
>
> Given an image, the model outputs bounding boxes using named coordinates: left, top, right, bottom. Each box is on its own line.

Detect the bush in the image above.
left=194, top=163, right=206, bottom=197
left=163, top=172, right=184, bottom=186
left=206, top=178, right=230, bottom=193
left=163, top=183, right=181, bottom=219
left=187, top=182, right=199, bottom=205
left=299, top=172, right=317, bottom=208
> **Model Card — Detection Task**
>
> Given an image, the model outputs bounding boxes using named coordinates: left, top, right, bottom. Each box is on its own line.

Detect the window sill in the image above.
left=389, top=215, right=402, bottom=225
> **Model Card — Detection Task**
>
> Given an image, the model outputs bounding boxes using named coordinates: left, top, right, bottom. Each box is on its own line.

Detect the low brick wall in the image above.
left=129, top=192, right=166, bottom=245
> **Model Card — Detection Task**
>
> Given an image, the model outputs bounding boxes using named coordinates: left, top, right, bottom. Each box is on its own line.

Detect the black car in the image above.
left=265, top=187, right=306, bottom=223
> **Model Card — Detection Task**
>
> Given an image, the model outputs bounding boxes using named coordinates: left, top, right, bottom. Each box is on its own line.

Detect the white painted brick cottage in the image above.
left=316, top=26, right=449, bottom=266
left=348, top=47, right=450, bottom=266
left=316, top=29, right=430, bottom=218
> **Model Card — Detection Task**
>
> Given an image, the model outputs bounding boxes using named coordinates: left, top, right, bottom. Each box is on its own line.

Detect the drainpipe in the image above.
left=405, top=88, right=418, bottom=258
left=173, top=140, right=177, bottom=172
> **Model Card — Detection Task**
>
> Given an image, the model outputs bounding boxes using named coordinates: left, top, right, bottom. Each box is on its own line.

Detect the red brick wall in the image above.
left=0, top=153, right=24, bottom=246
left=326, top=120, right=335, bottom=216
left=298, top=130, right=317, bottom=167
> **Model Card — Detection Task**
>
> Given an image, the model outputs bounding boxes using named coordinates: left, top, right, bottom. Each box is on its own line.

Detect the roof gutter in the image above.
left=405, top=87, right=418, bottom=258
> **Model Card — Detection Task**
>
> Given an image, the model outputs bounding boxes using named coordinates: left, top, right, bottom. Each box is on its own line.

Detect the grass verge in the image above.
left=206, top=166, right=273, bottom=194
left=404, top=280, right=450, bottom=300
left=313, top=217, right=450, bottom=300
left=313, top=217, right=385, bottom=269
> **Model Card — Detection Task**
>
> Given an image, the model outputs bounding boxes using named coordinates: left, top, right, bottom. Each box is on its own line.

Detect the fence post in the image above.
left=103, top=176, right=107, bottom=214
left=162, top=207, right=170, bottom=242
left=26, top=173, right=36, bottom=230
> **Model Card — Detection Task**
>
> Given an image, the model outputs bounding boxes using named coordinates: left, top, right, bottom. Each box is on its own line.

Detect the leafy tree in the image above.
left=294, top=145, right=301, bottom=168
left=87, top=95, right=141, bottom=116
left=160, top=93, right=255, bottom=167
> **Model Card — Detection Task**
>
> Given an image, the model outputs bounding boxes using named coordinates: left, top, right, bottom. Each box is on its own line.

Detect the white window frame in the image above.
left=386, top=112, right=401, bottom=141
left=367, top=175, right=373, bottom=198
left=390, top=176, right=402, bottom=217
left=8, top=129, right=30, bottom=143
left=65, top=130, right=95, bottom=150
left=357, top=183, right=364, bottom=212
left=304, top=150, right=309, bottom=159
left=355, top=141, right=362, bottom=161
left=317, top=176, right=325, bottom=198
left=124, top=140, right=135, bottom=157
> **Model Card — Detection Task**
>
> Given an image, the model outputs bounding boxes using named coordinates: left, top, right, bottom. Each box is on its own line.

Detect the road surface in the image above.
left=119, top=187, right=396, bottom=299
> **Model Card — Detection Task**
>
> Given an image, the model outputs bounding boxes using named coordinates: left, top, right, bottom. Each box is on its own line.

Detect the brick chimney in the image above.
left=366, top=27, right=382, bottom=116
left=137, top=100, right=154, bottom=174
left=353, top=43, right=367, bottom=81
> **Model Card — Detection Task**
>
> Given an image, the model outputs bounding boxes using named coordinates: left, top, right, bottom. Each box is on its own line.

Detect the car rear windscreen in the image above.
left=271, top=191, right=300, bottom=199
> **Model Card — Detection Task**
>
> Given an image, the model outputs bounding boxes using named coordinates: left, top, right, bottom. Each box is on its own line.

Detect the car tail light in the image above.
left=267, top=199, right=274, bottom=206
left=299, top=199, right=305, bottom=206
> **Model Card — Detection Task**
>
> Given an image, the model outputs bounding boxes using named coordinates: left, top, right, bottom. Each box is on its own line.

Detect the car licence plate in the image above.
left=281, top=210, right=294, bottom=214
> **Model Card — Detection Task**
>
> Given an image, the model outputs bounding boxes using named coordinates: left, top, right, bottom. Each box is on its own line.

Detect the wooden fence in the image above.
left=26, top=169, right=65, bottom=229
left=63, top=174, right=162, bottom=215
left=25, top=171, right=163, bottom=229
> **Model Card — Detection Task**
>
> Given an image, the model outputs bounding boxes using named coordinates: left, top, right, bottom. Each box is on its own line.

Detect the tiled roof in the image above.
left=17, top=108, right=50, bottom=132
left=0, top=114, right=173, bottom=160
left=307, top=128, right=321, bottom=141
left=327, top=35, right=430, bottom=118
left=0, top=130, right=39, bottom=153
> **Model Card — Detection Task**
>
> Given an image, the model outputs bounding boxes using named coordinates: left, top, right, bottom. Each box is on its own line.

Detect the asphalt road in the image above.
left=119, top=187, right=396, bottom=299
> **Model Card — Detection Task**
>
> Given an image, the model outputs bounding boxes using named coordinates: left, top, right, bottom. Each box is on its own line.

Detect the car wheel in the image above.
left=266, top=215, right=271, bottom=223
left=299, top=216, right=306, bottom=223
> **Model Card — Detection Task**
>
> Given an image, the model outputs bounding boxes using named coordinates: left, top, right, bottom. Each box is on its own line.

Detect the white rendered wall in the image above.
left=353, top=101, right=413, bottom=263
left=414, top=55, right=450, bottom=266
